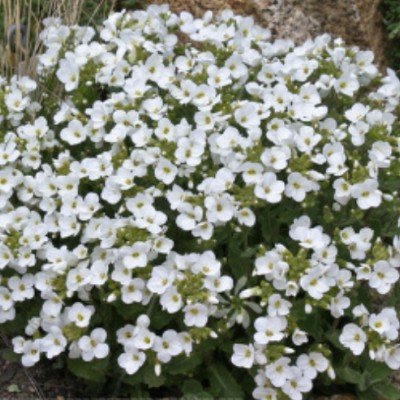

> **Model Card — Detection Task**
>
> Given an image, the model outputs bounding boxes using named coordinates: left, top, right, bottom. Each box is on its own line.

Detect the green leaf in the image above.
left=324, top=329, right=342, bottom=350
left=182, top=379, right=203, bottom=394
left=357, top=389, right=379, bottom=400
left=374, top=382, right=400, bottom=400
left=129, top=385, right=151, bottom=399
left=227, top=233, right=251, bottom=280
left=355, top=285, right=372, bottom=309
left=389, top=282, right=400, bottom=307
left=208, top=363, right=244, bottom=399
left=297, top=310, right=323, bottom=341
left=114, top=301, right=143, bottom=319
left=362, top=359, right=392, bottom=387
left=67, top=357, right=109, bottom=382
left=143, top=365, right=166, bottom=388
left=165, top=353, right=202, bottom=375
left=150, top=311, right=173, bottom=330
left=336, top=366, right=364, bottom=385
left=0, top=348, right=20, bottom=362
left=123, top=368, right=145, bottom=386
left=120, top=363, right=165, bottom=389
left=182, top=379, right=213, bottom=400
left=122, top=368, right=144, bottom=386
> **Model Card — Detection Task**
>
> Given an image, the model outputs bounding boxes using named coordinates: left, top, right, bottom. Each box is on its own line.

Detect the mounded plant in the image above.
left=0, top=4, right=400, bottom=399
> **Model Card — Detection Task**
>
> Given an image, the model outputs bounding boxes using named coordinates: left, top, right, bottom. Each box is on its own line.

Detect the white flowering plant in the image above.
left=0, top=4, right=399, bottom=399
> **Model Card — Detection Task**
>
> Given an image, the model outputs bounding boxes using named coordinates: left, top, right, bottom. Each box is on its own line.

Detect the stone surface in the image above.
left=150, top=0, right=388, bottom=68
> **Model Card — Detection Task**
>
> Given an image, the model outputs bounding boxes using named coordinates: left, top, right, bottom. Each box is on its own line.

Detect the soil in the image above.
left=0, top=333, right=81, bottom=399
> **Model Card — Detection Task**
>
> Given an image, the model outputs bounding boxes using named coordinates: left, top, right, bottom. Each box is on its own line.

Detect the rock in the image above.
left=150, top=0, right=388, bottom=68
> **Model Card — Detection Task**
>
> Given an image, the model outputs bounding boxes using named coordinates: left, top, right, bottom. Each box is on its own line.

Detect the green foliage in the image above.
left=67, top=357, right=109, bottom=382
left=208, top=363, right=244, bottom=399
left=381, top=0, right=400, bottom=72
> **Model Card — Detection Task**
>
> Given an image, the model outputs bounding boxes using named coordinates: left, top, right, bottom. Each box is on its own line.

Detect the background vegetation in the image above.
left=0, top=0, right=146, bottom=77
left=381, top=0, right=400, bottom=73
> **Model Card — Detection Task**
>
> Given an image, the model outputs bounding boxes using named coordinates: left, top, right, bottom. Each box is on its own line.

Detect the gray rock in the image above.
left=150, top=0, right=388, bottom=68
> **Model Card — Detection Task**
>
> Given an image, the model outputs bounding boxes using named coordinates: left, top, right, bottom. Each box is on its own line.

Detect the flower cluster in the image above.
left=0, top=4, right=399, bottom=398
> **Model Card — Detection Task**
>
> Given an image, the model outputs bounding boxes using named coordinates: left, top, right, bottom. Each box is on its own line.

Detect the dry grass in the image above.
left=0, top=0, right=117, bottom=78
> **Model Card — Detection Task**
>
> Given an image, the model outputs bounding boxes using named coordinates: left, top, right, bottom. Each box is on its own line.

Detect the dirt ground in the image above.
left=0, top=332, right=80, bottom=400
left=0, top=358, right=79, bottom=399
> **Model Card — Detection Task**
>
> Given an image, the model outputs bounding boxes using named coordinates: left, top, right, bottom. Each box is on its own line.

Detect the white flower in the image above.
left=369, top=260, right=399, bottom=294
left=369, top=308, right=399, bottom=341
left=142, top=97, right=166, bottom=120
left=285, top=172, right=311, bottom=202
left=0, top=245, right=13, bottom=269
left=264, top=83, right=292, bottom=112
left=236, top=207, right=256, bottom=227
left=191, top=251, right=221, bottom=276
left=254, top=250, right=288, bottom=277
left=352, top=179, right=382, bottom=209
left=160, top=288, right=183, bottom=313
left=234, top=103, right=260, bottom=129
left=8, top=274, right=34, bottom=301
left=5, top=90, right=29, bottom=112
left=123, top=242, right=149, bottom=269
left=339, top=324, right=367, bottom=355
left=153, top=330, right=183, bottom=363
left=267, top=294, right=291, bottom=316
left=121, top=278, right=145, bottom=304
left=231, top=344, right=254, bottom=368
left=60, top=120, right=87, bottom=145
left=334, top=73, right=359, bottom=96
left=265, top=357, right=292, bottom=387
left=78, top=328, right=109, bottom=361
left=133, top=328, right=156, bottom=350
left=254, top=173, right=285, bottom=203
left=118, top=346, right=146, bottom=375
left=207, top=66, right=232, bottom=88
left=56, top=58, right=80, bottom=91
left=294, top=126, right=321, bottom=154
left=254, top=316, right=287, bottom=344
left=183, top=303, right=208, bottom=327
left=147, top=266, right=174, bottom=295
left=66, top=265, right=92, bottom=293
left=40, top=327, right=67, bottom=359
left=329, top=293, right=350, bottom=318
left=345, top=103, right=369, bottom=123
left=300, top=268, right=329, bottom=300
left=369, top=141, right=392, bottom=168
left=297, top=352, right=329, bottom=379
left=155, top=158, right=178, bottom=185
left=292, top=329, right=308, bottom=346
left=68, top=303, right=93, bottom=328
left=204, top=275, right=233, bottom=293
left=21, top=340, right=41, bottom=367
left=176, top=203, right=203, bottom=231
left=205, top=194, right=235, bottom=223
left=282, top=366, right=313, bottom=400
left=333, top=178, right=352, bottom=204
left=241, top=162, right=263, bottom=184
left=384, top=346, right=400, bottom=370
